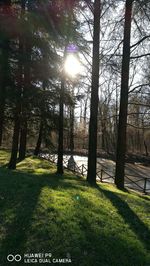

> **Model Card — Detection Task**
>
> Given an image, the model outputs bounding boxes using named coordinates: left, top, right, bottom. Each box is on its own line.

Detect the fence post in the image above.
left=100, top=169, right=103, bottom=182
left=82, top=164, right=84, bottom=175
left=143, top=178, right=147, bottom=194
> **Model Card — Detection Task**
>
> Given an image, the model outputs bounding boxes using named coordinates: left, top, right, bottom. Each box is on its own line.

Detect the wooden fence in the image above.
left=40, top=153, right=150, bottom=195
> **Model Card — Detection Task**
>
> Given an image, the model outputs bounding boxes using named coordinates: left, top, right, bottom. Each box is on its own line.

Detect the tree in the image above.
left=57, top=0, right=85, bottom=174
left=8, top=43, right=23, bottom=169
left=18, top=0, right=28, bottom=161
left=115, top=0, right=133, bottom=189
left=8, top=1, right=25, bottom=168
left=57, top=76, right=65, bottom=174
left=9, top=0, right=61, bottom=167
left=0, top=39, right=9, bottom=146
left=87, top=0, right=101, bottom=184
left=0, top=0, right=12, bottom=146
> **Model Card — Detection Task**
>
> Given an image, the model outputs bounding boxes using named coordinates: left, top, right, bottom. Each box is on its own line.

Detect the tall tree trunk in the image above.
left=18, top=117, right=27, bottom=160
left=18, top=8, right=31, bottom=160
left=8, top=103, right=21, bottom=169
left=34, top=120, right=43, bottom=156
left=144, top=140, right=148, bottom=157
left=115, top=0, right=133, bottom=189
left=34, top=79, right=47, bottom=156
left=114, top=84, right=119, bottom=151
left=87, top=0, right=101, bottom=184
left=18, top=1, right=31, bottom=161
left=8, top=69, right=22, bottom=169
left=142, top=119, right=148, bottom=157
left=70, top=104, right=74, bottom=154
left=0, top=45, right=7, bottom=146
left=0, top=38, right=9, bottom=145
left=57, top=78, right=64, bottom=174
left=8, top=2, right=24, bottom=169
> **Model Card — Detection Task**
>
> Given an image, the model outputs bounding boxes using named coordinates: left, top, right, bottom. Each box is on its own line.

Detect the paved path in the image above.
left=42, top=154, right=150, bottom=193
left=67, top=155, right=150, bottom=193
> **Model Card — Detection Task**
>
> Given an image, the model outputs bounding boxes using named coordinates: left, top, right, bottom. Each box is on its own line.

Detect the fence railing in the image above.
left=97, top=168, right=150, bottom=194
left=39, top=153, right=150, bottom=195
left=124, top=174, right=150, bottom=194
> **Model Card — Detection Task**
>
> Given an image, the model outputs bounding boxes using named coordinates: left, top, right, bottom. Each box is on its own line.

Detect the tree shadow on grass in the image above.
left=95, top=184, right=150, bottom=252
left=0, top=163, right=150, bottom=266
left=70, top=197, right=149, bottom=266
left=0, top=166, right=64, bottom=266
left=0, top=163, right=85, bottom=266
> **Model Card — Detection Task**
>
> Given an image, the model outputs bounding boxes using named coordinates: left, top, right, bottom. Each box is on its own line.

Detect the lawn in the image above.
left=0, top=150, right=150, bottom=266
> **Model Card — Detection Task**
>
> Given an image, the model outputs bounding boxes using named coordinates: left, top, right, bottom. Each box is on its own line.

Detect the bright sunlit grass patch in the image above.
left=0, top=150, right=150, bottom=266
left=0, top=149, right=10, bottom=166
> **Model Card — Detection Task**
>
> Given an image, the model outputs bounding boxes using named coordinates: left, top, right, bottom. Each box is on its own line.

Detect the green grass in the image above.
left=0, top=150, right=150, bottom=266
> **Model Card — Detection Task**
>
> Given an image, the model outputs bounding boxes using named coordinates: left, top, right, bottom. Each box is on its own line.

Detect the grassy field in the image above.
left=0, top=150, right=150, bottom=266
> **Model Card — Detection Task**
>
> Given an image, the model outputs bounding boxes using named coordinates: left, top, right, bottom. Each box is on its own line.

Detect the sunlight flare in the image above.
left=64, top=54, right=81, bottom=78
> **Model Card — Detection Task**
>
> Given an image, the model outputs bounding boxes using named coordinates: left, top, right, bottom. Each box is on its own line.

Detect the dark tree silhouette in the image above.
left=0, top=0, right=11, bottom=145
left=18, top=28, right=31, bottom=161
left=87, top=0, right=101, bottom=184
left=34, top=120, right=43, bottom=156
left=8, top=39, right=23, bottom=169
left=115, top=0, right=133, bottom=189
left=18, top=118, right=27, bottom=161
left=57, top=78, right=65, bottom=174
left=0, top=40, right=9, bottom=146
left=8, top=1, right=25, bottom=168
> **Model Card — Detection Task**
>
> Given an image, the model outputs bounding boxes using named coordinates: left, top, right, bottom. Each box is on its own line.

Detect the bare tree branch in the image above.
left=128, top=102, right=150, bottom=108
left=130, top=35, right=150, bottom=49
left=130, top=53, right=150, bottom=59
left=129, top=83, right=150, bottom=94
left=127, top=123, right=150, bottom=129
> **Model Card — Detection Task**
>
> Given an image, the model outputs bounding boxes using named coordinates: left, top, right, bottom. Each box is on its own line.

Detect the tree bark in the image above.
left=34, top=120, right=43, bottom=156
left=70, top=105, right=74, bottom=154
left=8, top=104, right=21, bottom=169
left=18, top=5, right=31, bottom=160
left=18, top=117, right=27, bottom=160
left=144, top=140, right=148, bottom=157
left=87, top=0, right=101, bottom=184
left=0, top=39, right=9, bottom=145
left=57, top=78, right=64, bottom=174
left=8, top=6, right=23, bottom=169
left=115, top=0, right=133, bottom=189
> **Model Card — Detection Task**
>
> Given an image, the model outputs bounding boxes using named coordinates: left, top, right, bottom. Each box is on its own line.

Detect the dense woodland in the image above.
left=0, top=0, right=150, bottom=188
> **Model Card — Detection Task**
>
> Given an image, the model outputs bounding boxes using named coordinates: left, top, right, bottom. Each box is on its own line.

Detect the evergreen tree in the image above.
left=87, top=0, right=101, bottom=184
